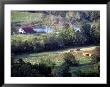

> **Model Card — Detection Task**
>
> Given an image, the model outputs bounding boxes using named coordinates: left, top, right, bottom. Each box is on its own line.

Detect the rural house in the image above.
left=18, top=26, right=35, bottom=34
left=18, top=28, right=26, bottom=34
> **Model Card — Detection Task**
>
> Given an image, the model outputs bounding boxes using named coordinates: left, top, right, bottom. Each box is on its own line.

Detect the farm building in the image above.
left=18, top=26, right=35, bottom=34
left=18, top=28, right=26, bottom=34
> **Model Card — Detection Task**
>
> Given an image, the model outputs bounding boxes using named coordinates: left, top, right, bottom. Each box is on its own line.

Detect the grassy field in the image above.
left=11, top=11, right=44, bottom=23
left=13, top=46, right=99, bottom=65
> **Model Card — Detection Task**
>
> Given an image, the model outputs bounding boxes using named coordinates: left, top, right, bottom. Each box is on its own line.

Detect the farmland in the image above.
left=13, top=46, right=99, bottom=65
left=11, top=11, right=100, bottom=77
left=12, top=46, right=100, bottom=77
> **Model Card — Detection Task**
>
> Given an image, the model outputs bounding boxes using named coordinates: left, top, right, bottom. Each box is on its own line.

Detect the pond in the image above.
left=33, top=27, right=54, bottom=33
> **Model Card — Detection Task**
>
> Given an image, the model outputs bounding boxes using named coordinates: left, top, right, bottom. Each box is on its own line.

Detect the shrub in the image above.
left=38, top=63, right=52, bottom=76
left=52, top=64, right=71, bottom=77
left=44, top=42, right=59, bottom=50
left=11, top=58, right=55, bottom=77
left=11, top=62, right=40, bottom=77
left=51, top=53, right=79, bottom=77
left=70, top=64, right=100, bottom=77
left=39, top=59, right=55, bottom=69
left=44, top=33, right=60, bottom=50
left=63, top=52, right=79, bottom=66
left=91, top=54, right=100, bottom=64
left=11, top=35, right=45, bottom=54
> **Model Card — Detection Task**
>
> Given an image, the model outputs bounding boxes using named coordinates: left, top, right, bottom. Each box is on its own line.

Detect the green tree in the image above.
left=74, top=31, right=87, bottom=45
left=90, top=21, right=100, bottom=44
left=58, top=28, right=75, bottom=46
left=81, top=23, right=91, bottom=44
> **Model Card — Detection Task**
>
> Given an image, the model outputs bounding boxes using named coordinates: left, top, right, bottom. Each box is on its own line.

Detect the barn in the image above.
left=18, top=26, right=35, bottom=34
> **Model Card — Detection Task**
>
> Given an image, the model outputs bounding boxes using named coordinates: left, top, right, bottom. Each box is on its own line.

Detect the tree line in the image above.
left=11, top=22, right=100, bottom=54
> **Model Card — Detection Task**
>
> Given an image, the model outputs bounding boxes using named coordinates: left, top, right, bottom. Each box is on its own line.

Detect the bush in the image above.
left=91, top=54, right=100, bottom=64
left=38, top=63, right=52, bottom=76
left=44, top=42, right=59, bottom=50
left=63, top=52, right=79, bottom=66
left=39, top=59, right=55, bottom=69
left=11, top=59, right=40, bottom=77
left=51, top=53, right=79, bottom=77
left=11, top=35, right=45, bottom=54
left=52, top=64, right=71, bottom=77
left=70, top=64, right=100, bottom=77
left=44, top=33, right=60, bottom=50
left=38, top=59, right=56, bottom=76
left=11, top=59, right=55, bottom=77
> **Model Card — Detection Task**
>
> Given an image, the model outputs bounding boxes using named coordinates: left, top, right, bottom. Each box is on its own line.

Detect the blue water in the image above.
left=33, top=27, right=54, bottom=33
left=33, top=26, right=80, bottom=33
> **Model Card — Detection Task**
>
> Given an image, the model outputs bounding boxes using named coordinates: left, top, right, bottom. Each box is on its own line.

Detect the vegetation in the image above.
left=70, top=63, right=100, bottom=77
left=11, top=26, right=99, bottom=54
left=11, top=11, right=100, bottom=77
left=11, top=52, right=100, bottom=77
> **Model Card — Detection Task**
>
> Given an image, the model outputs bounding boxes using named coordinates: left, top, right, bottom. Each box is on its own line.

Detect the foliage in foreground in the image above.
left=11, top=53, right=100, bottom=77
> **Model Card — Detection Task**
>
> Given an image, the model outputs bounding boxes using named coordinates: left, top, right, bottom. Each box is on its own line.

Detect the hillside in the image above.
left=11, top=11, right=100, bottom=34
left=11, top=11, right=100, bottom=77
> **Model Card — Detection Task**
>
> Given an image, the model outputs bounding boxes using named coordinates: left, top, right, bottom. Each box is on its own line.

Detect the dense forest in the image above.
left=11, top=11, right=100, bottom=77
